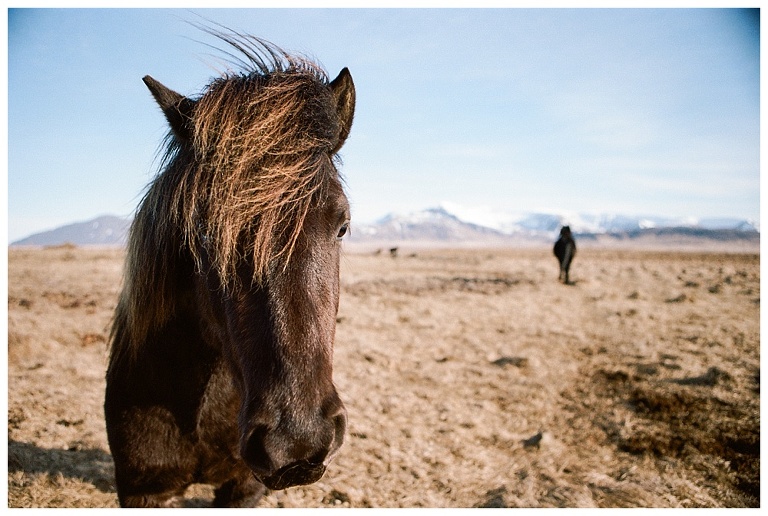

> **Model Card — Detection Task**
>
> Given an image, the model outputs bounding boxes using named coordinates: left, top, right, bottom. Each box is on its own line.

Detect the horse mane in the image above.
left=112, top=29, right=342, bottom=359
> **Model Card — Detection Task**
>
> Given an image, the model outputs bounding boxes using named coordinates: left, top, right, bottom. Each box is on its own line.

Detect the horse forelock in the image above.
left=167, top=33, right=340, bottom=287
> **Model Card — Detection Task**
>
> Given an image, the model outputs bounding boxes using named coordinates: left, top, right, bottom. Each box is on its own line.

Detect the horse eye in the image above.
left=336, top=222, right=350, bottom=240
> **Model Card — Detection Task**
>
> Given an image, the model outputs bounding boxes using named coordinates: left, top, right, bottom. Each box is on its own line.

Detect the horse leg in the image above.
left=108, top=405, right=198, bottom=508
left=213, top=476, right=267, bottom=507
left=113, top=460, right=194, bottom=507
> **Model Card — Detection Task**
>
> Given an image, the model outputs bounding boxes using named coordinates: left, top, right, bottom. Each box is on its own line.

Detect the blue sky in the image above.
left=6, top=7, right=760, bottom=241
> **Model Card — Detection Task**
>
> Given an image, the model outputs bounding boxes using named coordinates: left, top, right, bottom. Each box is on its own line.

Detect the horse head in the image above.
left=143, top=54, right=355, bottom=490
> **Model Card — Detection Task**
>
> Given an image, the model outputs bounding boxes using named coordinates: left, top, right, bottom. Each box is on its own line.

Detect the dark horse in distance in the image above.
left=554, top=226, right=576, bottom=284
left=104, top=30, right=355, bottom=507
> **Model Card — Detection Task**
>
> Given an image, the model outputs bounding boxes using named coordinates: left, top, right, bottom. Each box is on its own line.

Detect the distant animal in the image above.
left=104, top=29, right=355, bottom=508
left=521, top=430, right=544, bottom=449
left=390, top=247, right=399, bottom=258
left=553, top=226, right=576, bottom=284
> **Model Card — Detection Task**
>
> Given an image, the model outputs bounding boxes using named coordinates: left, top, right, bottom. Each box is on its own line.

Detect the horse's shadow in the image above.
left=8, top=440, right=116, bottom=494
left=8, top=440, right=215, bottom=507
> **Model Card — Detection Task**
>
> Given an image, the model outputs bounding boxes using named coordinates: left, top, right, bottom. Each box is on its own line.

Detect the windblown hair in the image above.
left=115, top=31, right=344, bottom=353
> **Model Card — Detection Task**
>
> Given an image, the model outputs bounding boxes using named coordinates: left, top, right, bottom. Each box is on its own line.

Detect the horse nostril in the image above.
left=323, top=405, right=347, bottom=464
left=333, top=409, right=347, bottom=441
left=241, top=425, right=274, bottom=478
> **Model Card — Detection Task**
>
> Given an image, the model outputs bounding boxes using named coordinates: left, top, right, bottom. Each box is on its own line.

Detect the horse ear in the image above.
left=329, top=68, right=355, bottom=153
left=143, top=75, right=195, bottom=142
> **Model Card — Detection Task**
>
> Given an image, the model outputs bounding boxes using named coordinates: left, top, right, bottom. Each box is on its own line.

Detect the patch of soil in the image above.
left=585, top=366, right=759, bottom=506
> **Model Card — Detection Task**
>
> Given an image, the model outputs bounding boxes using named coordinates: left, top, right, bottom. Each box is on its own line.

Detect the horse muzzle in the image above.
left=241, top=400, right=347, bottom=490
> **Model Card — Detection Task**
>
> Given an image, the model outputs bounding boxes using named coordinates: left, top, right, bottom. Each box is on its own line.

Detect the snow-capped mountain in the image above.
left=351, top=207, right=505, bottom=242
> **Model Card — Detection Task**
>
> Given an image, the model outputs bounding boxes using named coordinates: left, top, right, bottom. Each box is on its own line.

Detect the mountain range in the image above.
left=348, top=205, right=759, bottom=246
left=10, top=206, right=759, bottom=248
left=11, top=215, right=131, bottom=247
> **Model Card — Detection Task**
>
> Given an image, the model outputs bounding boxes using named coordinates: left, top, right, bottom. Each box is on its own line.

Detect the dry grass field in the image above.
left=7, top=244, right=760, bottom=507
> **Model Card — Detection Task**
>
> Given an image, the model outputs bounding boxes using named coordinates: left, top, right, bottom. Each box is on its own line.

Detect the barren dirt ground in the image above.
left=7, top=245, right=760, bottom=507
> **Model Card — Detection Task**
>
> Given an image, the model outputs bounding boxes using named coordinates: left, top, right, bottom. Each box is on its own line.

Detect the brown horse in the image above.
left=554, top=226, right=576, bottom=284
left=104, top=29, right=355, bottom=507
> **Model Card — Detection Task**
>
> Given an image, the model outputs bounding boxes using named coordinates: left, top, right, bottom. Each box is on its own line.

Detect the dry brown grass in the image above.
left=7, top=245, right=760, bottom=507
